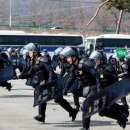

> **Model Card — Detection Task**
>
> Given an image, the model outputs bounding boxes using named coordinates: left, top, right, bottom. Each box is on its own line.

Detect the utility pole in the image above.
left=9, top=0, right=12, bottom=27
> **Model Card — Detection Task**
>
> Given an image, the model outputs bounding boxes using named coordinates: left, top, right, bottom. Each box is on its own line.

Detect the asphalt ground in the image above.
left=0, top=79, right=130, bottom=130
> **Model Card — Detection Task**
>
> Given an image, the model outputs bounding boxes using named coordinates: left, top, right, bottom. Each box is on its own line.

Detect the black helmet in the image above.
left=89, top=51, right=104, bottom=60
left=60, top=46, right=78, bottom=57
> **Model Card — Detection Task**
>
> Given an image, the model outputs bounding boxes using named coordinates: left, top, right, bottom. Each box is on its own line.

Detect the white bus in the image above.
left=0, top=30, right=84, bottom=51
left=85, top=34, right=130, bottom=56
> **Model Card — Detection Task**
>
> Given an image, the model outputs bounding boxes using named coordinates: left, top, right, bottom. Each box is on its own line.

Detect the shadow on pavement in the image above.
left=11, top=88, right=33, bottom=91
left=0, top=95, right=33, bottom=98
left=41, top=119, right=130, bottom=128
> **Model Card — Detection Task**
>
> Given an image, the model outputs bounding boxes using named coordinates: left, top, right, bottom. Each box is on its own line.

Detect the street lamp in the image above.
left=9, top=0, right=12, bottom=27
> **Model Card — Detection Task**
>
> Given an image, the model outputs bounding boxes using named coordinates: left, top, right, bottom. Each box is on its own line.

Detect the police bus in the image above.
left=0, top=30, right=84, bottom=51
left=85, top=34, right=130, bottom=57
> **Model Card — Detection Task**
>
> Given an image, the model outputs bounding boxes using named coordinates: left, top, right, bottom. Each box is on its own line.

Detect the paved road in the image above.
left=0, top=79, right=130, bottom=130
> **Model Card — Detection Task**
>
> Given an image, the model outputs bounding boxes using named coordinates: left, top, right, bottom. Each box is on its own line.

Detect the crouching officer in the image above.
left=0, top=51, right=12, bottom=91
left=89, top=51, right=128, bottom=129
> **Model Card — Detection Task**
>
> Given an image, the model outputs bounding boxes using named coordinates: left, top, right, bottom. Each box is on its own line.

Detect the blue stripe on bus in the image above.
left=0, top=46, right=84, bottom=51
left=103, top=48, right=115, bottom=53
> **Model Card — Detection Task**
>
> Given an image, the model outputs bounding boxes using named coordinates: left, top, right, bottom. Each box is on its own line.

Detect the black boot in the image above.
left=55, top=96, right=78, bottom=121
left=118, top=113, right=128, bottom=129
left=69, top=109, right=78, bottom=121
left=6, top=82, right=12, bottom=91
left=34, top=115, right=45, bottom=122
left=121, top=104, right=129, bottom=119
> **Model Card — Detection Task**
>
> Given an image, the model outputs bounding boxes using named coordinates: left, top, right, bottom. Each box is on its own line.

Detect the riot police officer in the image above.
left=59, top=47, right=81, bottom=111
left=42, top=49, right=51, bottom=63
left=89, top=51, right=128, bottom=129
left=60, top=47, right=98, bottom=130
left=52, top=47, right=63, bottom=70
left=19, top=43, right=78, bottom=122
left=19, top=49, right=31, bottom=79
left=0, top=51, right=12, bottom=91
left=53, top=48, right=78, bottom=121
left=116, top=55, right=129, bottom=118
left=89, top=51, right=118, bottom=88
left=19, top=43, right=55, bottom=122
left=78, top=58, right=97, bottom=130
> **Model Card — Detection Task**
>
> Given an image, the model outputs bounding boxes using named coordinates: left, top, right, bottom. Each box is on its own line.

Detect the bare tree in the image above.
left=95, top=9, right=110, bottom=32
left=109, top=8, right=119, bottom=28
left=82, top=0, right=110, bottom=35
left=116, top=10, right=123, bottom=34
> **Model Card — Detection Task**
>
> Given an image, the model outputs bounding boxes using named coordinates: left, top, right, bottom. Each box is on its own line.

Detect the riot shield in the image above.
left=34, top=74, right=78, bottom=106
left=83, top=78, right=130, bottom=119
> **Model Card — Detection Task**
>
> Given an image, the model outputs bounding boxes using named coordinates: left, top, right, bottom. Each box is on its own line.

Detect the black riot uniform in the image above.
left=52, top=47, right=63, bottom=70
left=117, top=57, right=129, bottom=118
left=33, top=56, right=57, bottom=122
left=10, top=50, right=20, bottom=79
left=54, top=61, right=78, bottom=122
left=42, top=49, right=51, bottom=63
left=20, top=45, right=78, bottom=122
left=19, top=43, right=54, bottom=122
left=58, top=58, right=70, bottom=78
left=90, top=51, right=128, bottom=129
left=0, top=52, right=12, bottom=91
left=78, top=58, right=97, bottom=130
left=19, top=49, right=56, bottom=122
left=50, top=47, right=78, bottom=122
left=59, top=47, right=81, bottom=111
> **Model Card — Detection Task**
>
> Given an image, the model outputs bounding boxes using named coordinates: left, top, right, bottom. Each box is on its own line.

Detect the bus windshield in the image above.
left=85, top=34, right=130, bottom=53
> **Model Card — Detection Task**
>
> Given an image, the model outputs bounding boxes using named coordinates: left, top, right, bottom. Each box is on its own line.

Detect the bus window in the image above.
left=96, top=38, right=119, bottom=48
left=75, top=37, right=83, bottom=45
left=10, top=36, right=27, bottom=45
left=26, top=36, right=46, bottom=45
left=64, top=37, right=75, bottom=45
left=118, top=39, right=130, bottom=47
left=0, top=32, right=84, bottom=51
left=0, top=36, right=11, bottom=45
left=46, top=36, right=64, bottom=45
left=95, top=39, right=104, bottom=50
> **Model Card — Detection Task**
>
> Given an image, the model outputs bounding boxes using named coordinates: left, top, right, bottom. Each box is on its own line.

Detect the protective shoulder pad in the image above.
left=78, top=58, right=95, bottom=69
left=84, top=59, right=95, bottom=68
left=38, top=56, right=48, bottom=63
